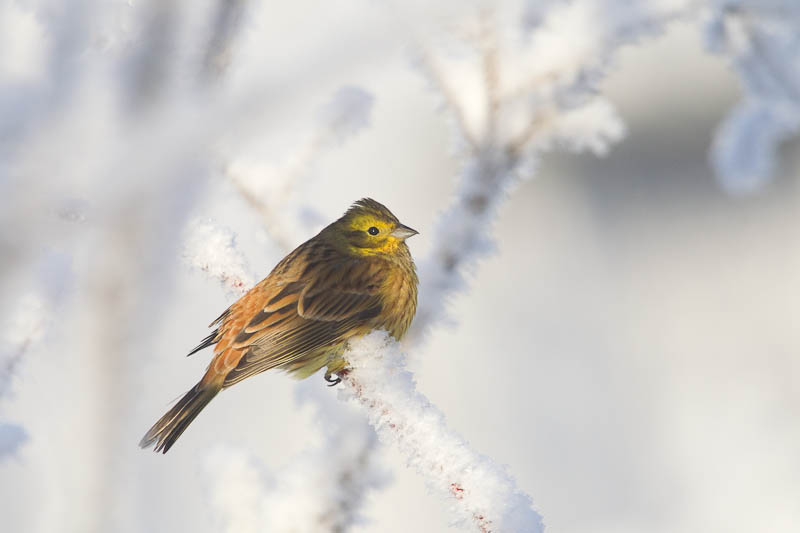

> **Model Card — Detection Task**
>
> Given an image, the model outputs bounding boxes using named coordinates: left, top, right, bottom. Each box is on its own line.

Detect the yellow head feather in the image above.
left=324, top=198, right=417, bottom=257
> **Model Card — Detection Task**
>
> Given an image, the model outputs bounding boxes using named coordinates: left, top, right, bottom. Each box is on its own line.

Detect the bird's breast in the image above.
left=377, top=261, right=418, bottom=340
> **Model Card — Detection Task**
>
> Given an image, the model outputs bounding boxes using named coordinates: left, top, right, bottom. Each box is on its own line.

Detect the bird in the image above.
left=140, top=198, right=419, bottom=453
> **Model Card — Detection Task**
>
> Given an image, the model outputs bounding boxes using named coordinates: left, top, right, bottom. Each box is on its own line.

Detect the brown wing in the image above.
left=199, top=240, right=386, bottom=388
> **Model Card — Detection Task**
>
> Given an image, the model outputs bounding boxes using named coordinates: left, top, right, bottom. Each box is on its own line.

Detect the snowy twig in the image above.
left=206, top=390, right=386, bottom=533
left=407, top=3, right=663, bottom=342
left=705, top=0, right=800, bottom=192
left=201, top=0, right=248, bottom=82
left=340, top=331, right=543, bottom=533
left=183, top=218, right=255, bottom=297
left=0, top=294, right=46, bottom=459
left=0, top=294, right=49, bottom=399
left=416, top=50, right=480, bottom=151
left=0, top=250, right=72, bottom=460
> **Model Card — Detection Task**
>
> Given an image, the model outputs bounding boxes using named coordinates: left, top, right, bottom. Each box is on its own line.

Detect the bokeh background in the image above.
left=1, top=1, right=798, bottom=532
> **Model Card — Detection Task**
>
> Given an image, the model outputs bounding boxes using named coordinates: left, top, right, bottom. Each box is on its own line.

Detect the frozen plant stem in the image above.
left=706, top=1, right=800, bottom=192
left=408, top=148, right=520, bottom=344
left=407, top=6, right=627, bottom=342
left=339, top=332, right=543, bottom=533
left=183, top=219, right=255, bottom=298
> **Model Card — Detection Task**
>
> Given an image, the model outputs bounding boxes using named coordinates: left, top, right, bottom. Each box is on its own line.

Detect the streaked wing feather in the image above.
left=219, top=250, right=386, bottom=388
left=222, top=310, right=378, bottom=387
left=187, top=329, right=218, bottom=356
left=299, top=290, right=378, bottom=321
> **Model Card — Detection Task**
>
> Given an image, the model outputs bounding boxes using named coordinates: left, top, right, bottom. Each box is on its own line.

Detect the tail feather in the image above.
left=140, top=383, right=220, bottom=454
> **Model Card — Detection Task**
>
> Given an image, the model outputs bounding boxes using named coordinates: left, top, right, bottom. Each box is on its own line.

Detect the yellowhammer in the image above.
left=140, top=198, right=418, bottom=453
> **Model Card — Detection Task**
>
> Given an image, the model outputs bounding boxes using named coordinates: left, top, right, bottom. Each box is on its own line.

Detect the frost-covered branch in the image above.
left=0, top=295, right=48, bottom=400
left=408, top=2, right=698, bottom=341
left=340, top=331, right=543, bottom=533
left=201, top=0, right=249, bottom=82
left=0, top=294, right=46, bottom=460
left=254, top=391, right=385, bottom=533
left=183, top=218, right=255, bottom=297
left=206, top=392, right=386, bottom=533
left=705, top=0, right=800, bottom=193
left=0, top=252, right=72, bottom=460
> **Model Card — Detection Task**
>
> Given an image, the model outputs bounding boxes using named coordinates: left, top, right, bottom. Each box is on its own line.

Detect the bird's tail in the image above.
left=139, top=382, right=221, bottom=454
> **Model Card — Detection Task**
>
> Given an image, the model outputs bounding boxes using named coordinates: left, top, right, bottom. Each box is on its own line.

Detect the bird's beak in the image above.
left=391, top=224, right=419, bottom=240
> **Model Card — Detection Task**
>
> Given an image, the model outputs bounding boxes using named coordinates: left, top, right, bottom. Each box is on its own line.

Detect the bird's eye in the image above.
left=367, top=226, right=379, bottom=236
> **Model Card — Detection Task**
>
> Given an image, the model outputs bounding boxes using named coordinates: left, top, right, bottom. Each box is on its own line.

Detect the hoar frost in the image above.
left=340, top=331, right=544, bottom=533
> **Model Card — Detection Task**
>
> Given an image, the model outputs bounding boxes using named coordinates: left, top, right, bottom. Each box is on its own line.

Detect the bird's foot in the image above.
left=324, top=369, right=349, bottom=387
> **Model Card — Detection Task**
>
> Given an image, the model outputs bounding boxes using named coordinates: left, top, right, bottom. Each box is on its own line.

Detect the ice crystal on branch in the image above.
left=205, top=392, right=386, bottom=533
left=183, top=218, right=255, bottom=297
left=0, top=294, right=47, bottom=459
left=406, top=1, right=696, bottom=341
left=0, top=294, right=49, bottom=398
left=340, top=331, right=544, bottom=533
left=705, top=0, right=800, bottom=193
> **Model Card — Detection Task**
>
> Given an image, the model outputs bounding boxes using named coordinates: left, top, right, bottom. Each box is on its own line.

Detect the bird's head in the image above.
left=326, top=198, right=418, bottom=257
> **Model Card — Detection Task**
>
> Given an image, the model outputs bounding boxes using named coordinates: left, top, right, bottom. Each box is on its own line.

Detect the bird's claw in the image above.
left=324, top=369, right=349, bottom=387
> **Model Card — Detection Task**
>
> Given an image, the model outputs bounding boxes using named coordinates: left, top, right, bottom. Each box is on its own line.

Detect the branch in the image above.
left=0, top=294, right=44, bottom=460
left=415, top=50, right=480, bottom=152
left=0, top=250, right=72, bottom=460
left=407, top=2, right=690, bottom=342
left=183, top=218, right=255, bottom=298
left=705, top=1, right=800, bottom=193
left=205, top=393, right=386, bottom=533
left=340, top=332, right=544, bottom=533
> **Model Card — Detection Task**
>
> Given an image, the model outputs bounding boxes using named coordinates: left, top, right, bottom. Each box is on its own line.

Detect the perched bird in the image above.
left=140, top=198, right=418, bottom=453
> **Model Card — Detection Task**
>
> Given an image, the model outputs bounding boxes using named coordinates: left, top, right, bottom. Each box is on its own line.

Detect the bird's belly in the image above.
left=278, top=344, right=345, bottom=379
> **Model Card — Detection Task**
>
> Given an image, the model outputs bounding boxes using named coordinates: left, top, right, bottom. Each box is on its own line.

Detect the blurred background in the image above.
left=1, top=1, right=798, bottom=532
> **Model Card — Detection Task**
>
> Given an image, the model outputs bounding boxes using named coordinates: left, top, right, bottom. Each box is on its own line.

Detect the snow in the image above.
left=340, top=331, right=543, bottom=533
left=705, top=1, right=800, bottom=192
left=183, top=218, right=255, bottom=297
left=206, top=389, right=386, bottom=533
